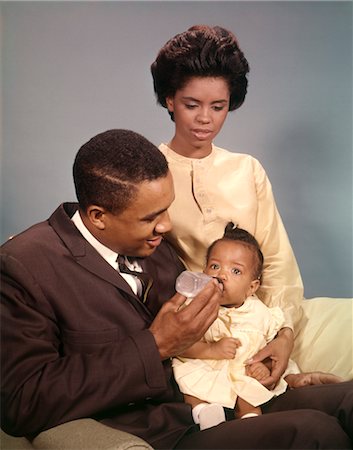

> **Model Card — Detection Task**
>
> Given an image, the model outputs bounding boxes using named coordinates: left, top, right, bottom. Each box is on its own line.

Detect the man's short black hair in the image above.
left=73, top=129, right=168, bottom=214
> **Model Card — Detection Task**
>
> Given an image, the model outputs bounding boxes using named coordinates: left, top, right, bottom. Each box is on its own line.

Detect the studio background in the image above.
left=1, top=1, right=352, bottom=298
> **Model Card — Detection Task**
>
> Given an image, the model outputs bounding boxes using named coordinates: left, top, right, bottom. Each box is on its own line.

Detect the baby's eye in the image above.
left=231, top=268, right=241, bottom=275
left=209, top=263, right=220, bottom=270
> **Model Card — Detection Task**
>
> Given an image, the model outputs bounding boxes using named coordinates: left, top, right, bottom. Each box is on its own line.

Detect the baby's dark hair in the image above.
left=207, top=222, right=264, bottom=280
left=151, top=25, right=249, bottom=121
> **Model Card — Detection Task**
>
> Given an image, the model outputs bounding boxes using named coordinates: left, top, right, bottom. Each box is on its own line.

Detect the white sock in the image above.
left=192, top=403, right=226, bottom=430
left=192, top=403, right=208, bottom=424
left=241, top=412, right=259, bottom=419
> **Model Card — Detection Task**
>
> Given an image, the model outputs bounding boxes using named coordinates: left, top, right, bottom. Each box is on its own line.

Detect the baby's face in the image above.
left=204, top=240, right=259, bottom=307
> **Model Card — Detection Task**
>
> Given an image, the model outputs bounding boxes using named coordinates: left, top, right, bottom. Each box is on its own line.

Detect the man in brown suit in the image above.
left=1, top=129, right=352, bottom=449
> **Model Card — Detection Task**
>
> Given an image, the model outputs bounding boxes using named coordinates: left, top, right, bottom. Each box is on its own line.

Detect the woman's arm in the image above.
left=252, top=157, right=304, bottom=331
left=246, top=327, right=294, bottom=388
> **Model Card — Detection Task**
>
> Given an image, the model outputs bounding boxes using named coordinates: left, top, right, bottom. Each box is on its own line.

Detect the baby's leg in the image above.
left=184, top=394, right=225, bottom=430
left=235, top=396, right=262, bottom=419
left=183, top=393, right=205, bottom=409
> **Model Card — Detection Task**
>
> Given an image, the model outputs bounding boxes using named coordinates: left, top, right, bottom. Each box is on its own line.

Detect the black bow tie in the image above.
left=116, top=255, right=152, bottom=302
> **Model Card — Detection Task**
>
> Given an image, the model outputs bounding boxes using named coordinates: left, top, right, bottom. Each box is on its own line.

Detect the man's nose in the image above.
left=155, top=211, right=172, bottom=234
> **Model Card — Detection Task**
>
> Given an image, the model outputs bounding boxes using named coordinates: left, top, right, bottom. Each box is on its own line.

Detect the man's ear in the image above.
left=86, top=205, right=107, bottom=230
left=247, top=279, right=260, bottom=297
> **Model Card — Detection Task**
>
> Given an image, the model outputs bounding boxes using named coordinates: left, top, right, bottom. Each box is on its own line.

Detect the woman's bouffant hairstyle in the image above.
left=73, top=129, right=168, bottom=214
left=151, top=25, right=250, bottom=121
left=207, top=222, right=264, bottom=280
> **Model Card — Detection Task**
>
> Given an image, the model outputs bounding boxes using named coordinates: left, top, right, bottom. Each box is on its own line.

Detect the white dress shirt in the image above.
left=72, top=210, right=141, bottom=295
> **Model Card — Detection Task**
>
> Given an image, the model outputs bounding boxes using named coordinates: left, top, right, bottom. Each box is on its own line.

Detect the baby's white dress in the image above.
left=173, top=297, right=298, bottom=408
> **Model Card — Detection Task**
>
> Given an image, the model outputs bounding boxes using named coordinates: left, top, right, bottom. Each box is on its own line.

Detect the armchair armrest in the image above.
left=1, top=419, right=153, bottom=450
left=1, top=430, right=33, bottom=449
left=32, top=419, right=153, bottom=450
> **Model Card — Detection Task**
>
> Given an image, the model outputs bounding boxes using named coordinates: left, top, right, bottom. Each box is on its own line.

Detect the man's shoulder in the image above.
left=1, top=204, right=73, bottom=258
left=1, top=219, right=51, bottom=254
left=0, top=219, right=58, bottom=282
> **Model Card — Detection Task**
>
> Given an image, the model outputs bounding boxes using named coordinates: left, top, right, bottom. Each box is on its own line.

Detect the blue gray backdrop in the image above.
left=1, top=1, right=352, bottom=298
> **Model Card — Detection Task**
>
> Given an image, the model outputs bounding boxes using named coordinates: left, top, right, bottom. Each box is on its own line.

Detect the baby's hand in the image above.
left=246, top=361, right=271, bottom=382
left=211, top=337, right=241, bottom=359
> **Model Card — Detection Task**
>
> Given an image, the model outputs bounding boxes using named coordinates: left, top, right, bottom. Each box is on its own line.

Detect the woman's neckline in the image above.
left=166, top=141, right=213, bottom=160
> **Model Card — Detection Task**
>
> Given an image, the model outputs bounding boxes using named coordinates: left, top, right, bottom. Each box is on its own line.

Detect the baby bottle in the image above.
left=175, top=271, right=212, bottom=298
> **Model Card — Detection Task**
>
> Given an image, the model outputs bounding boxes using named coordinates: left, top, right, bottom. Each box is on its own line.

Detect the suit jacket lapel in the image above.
left=49, top=203, right=154, bottom=320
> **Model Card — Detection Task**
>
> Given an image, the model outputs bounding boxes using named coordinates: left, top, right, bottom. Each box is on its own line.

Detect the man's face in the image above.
left=99, top=172, right=174, bottom=257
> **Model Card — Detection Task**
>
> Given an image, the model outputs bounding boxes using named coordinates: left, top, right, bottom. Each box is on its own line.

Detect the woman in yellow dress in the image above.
left=150, top=25, right=352, bottom=383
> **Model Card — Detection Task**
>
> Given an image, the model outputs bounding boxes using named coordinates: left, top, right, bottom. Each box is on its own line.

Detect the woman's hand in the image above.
left=246, top=327, right=294, bottom=389
left=246, top=361, right=271, bottom=382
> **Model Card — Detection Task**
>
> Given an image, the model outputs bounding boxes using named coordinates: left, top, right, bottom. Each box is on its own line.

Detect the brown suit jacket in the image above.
left=1, top=203, right=192, bottom=448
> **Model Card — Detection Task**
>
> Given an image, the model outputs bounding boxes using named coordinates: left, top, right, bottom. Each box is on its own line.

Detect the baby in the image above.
left=173, top=223, right=342, bottom=430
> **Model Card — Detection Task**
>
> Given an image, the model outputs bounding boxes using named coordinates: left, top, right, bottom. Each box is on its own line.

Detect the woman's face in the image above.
left=166, top=77, right=230, bottom=154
